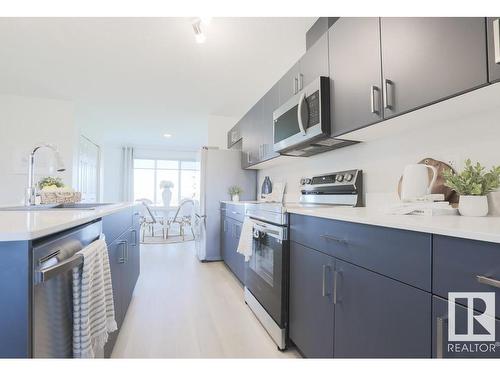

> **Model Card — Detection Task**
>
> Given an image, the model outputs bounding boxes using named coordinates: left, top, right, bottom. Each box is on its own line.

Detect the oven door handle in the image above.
left=253, top=222, right=284, bottom=241
left=297, top=92, right=307, bottom=136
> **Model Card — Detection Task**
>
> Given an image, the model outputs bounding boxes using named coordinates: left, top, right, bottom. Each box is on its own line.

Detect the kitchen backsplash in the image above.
left=257, top=87, right=500, bottom=209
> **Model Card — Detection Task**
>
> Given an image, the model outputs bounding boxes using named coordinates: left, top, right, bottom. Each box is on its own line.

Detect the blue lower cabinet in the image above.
left=221, top=215, right=245, bottom=284
left=103, top=212, right=141, bottom=358
left=290, top=214, right=432, bottom=291
left=432, top=296, right=500, bottom=358
left=433, top=235, right=500, bottom=319
left=289, top=241, right=334, bottom=358
left=333, top=259, right=432, bottom=358
left=0, top=241, right=31, bottom=358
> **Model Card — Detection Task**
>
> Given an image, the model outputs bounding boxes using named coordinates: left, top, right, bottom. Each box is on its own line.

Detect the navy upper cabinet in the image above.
left=487, top=18, right=500, bottom=83
left=260, top=82, right=280, bottom=162
left=329, top=18, right=383, bottom=136
left=289, top=241, right=334, bottom=358
left=227, top=122, right=242, bottom=149
left=278, top=62, right=300, bottom=105
left=334, top=259, right=432, bottom=358
left=380, top=18, right=488, bottom=118
left=298, top=32, right=329, bottom=90
left=279, top=32, right=329, bottom=106
left=240, top=108, right=258, bottom=169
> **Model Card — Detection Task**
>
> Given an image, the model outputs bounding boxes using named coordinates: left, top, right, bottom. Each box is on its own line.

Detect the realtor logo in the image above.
left=448, top=292, right=496, bottom=342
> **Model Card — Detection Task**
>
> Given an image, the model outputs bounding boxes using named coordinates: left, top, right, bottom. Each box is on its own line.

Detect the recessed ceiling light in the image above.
left=192, top=19, right=207, bottom=44
left=163, top=133, right=172, bottom=138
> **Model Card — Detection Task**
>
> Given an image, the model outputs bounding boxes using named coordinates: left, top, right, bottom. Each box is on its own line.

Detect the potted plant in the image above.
left=443, top=159, right=500, bottom=217
left=160, top=180, right=174, bottom=207
left=228, top=186, right=243, bottom=202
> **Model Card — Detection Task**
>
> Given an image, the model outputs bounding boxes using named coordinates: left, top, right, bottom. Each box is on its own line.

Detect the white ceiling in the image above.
left=0, top=17, right=316, bottom=150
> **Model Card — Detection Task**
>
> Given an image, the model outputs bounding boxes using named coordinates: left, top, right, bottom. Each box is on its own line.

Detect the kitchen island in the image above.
left=0, top=203, right=141, bottom=358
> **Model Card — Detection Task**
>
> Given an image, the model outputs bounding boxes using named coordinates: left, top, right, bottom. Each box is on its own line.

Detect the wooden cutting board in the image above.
left=398, top=158, right=459, bottom=204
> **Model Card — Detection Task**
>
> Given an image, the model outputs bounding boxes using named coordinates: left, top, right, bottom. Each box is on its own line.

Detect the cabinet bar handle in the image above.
left=322, top=265, right=331, bottom=297
left=293, top=77, right=299, bottom=94
left=131, top=229, right=138, bottom=246
left=320, top=234, right=347, bottom=244
left=298, top=73, right=304, bottom=90
left=477, top=275, right=500, bottom=289
left=383, top=78, right=393, bottom=109
left=370, top=85, right=379, bottom=114
left=333, top=270, right=340, bottom=305
left=118, top=240, right=127, bottom=263
left=494, top=19, right=500, bottom=64
left=436, top=316, right=447, bottom=358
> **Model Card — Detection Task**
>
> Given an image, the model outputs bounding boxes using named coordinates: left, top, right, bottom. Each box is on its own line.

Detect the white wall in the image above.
left=257, top=84, right=500, bottom=207
left=100, top=145, right=122, bottom=203
left=0, top=95, right=77, bottom=206
left=207, top=115, right=238, bottom=149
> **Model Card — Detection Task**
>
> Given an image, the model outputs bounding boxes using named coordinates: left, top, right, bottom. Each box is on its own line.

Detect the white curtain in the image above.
left=120, top=146, right=134, bottom=202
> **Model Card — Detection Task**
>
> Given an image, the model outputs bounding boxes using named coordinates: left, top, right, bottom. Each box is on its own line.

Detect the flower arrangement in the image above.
left=38, top=176, right=65, bottom=190
left=160, top=180, right=174, bottom=189
left=443, top=159, right=500, bottom=196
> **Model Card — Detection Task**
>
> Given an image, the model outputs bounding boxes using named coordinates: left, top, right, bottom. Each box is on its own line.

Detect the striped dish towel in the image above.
left=72, top=237, right=117, bottom=358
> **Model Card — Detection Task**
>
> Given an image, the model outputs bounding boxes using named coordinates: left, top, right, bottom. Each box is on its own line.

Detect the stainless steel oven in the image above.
left=244, top=203, right=289, bottom=350
left=273, top=76, right=356, bottom=157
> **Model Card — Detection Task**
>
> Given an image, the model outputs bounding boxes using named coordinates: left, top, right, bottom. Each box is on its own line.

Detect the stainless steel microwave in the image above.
left=273, top=76, right=356, bottom=157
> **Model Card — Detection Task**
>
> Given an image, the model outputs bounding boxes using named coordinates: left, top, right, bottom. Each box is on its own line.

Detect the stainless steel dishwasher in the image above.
left=32, top=220, right=102, bottom=358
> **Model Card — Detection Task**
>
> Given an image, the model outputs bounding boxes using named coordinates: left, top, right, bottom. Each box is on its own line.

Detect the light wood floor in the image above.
left=112, top=241, right=300, bottom=358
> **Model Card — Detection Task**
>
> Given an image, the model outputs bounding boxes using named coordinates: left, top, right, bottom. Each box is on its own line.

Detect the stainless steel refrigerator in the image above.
left=194, top=147, right=256, bottom=261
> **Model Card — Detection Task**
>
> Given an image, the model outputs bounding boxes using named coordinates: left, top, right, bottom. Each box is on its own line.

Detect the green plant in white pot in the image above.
left=228, top=186, right=243, bottom=202
left=443, top=159, right=500, bottom=217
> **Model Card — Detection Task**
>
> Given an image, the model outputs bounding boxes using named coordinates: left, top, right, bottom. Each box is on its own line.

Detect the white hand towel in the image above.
left=72, top=238, right=117, bottom=358
left=237, top=217, right=254, bottom=262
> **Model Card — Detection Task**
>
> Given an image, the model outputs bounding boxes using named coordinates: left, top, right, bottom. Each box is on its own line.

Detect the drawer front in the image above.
left=224, top=203, right=246, bottom=223
left=289, top=214, right=432, bottom=291
left=433, top=235, right=500, bottom=319
left=102, top=207, right=134, bottom=244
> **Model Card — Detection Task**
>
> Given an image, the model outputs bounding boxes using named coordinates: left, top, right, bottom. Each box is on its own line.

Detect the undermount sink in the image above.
left=0, top=203, right=115, bottom=211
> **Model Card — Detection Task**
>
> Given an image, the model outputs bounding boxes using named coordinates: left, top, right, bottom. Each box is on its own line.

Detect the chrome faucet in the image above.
left=25, top=144, right=66, bottom=206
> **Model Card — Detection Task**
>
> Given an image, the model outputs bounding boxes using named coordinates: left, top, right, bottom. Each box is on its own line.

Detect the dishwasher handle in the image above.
left=35, top=254, right=84, bottom=284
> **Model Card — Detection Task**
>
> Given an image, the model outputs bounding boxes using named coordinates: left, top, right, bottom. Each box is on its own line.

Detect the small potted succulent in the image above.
left=228, top=186, right=243, bottom=202
left=443, top=159, right=500, bottom=217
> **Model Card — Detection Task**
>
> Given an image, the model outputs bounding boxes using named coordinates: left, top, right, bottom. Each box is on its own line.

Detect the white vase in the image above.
left=458, top=195, right=489, bottom=217
left=162, top=188, right=172, bottom=208
left=232, top=194, right=240, bottom=202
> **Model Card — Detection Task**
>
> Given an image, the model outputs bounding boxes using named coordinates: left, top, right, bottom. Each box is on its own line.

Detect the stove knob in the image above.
left=336, top=174, right=344, bottom=182
left=345, top=173, right=354, bottom=182
left=301, top=178, right=312, bottom=185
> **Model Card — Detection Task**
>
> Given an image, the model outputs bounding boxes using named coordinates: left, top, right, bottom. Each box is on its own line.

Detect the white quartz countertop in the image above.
left=0, top=203, right=137, bottom=242
left=286, top=205, right=500, bottom=244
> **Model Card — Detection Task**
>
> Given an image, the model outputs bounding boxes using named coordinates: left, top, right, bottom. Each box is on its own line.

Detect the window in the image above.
left=133, top=159, right=200, bottom=206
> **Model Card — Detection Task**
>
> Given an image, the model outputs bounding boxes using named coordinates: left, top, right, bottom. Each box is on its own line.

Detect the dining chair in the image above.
left=165, top=199, right=195, bottom=241
left=135, top=200, right=166, bottom=241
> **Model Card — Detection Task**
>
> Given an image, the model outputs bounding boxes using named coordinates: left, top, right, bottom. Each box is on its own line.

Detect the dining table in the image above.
left=150, top=205, right=179, bottom=218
